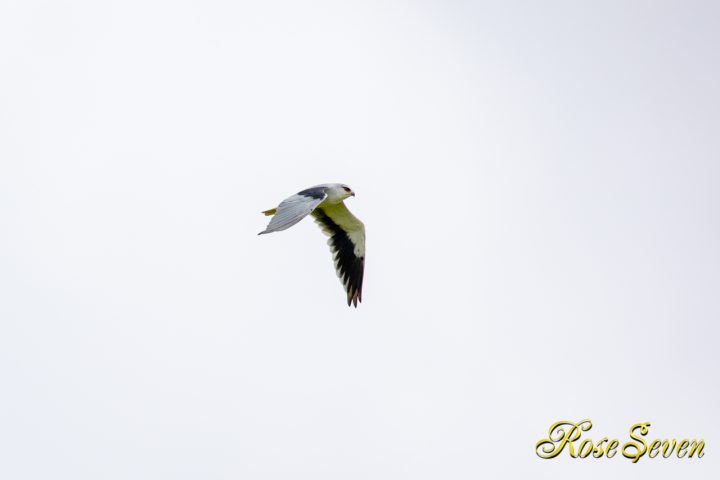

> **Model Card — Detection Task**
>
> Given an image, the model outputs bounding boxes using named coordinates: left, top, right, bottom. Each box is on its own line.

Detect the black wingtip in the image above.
left=347, top=292, right=361, bottom=308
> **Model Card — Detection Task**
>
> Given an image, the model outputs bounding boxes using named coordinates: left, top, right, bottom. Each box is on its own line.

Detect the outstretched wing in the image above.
left=312, top=202, right=365, bottom=307
left=258, top=186, right=327, bottom=235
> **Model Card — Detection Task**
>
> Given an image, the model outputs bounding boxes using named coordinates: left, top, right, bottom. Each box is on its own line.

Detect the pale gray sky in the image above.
left=1, top=1, right=718, bottom=479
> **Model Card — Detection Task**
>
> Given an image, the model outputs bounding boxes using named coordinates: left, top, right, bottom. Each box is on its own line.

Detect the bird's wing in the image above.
left=258, top=186, right=327, bottom=235
left=312, top=202, right=365, bottom=307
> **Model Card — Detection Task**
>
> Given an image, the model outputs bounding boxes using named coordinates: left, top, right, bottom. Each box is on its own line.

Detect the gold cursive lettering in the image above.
left=536, top=420, right=705, bottom=461
left=535, top=420, right=593, bottom=459
left=622, top=422, right=650, bottom=463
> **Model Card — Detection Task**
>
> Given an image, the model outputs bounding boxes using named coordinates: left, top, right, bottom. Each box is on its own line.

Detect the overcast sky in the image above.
left=1, top=1, right=718, bottom=479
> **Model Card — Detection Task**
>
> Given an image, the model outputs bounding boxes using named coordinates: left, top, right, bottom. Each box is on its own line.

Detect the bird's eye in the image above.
left=343, top=186, right=351, bottom=192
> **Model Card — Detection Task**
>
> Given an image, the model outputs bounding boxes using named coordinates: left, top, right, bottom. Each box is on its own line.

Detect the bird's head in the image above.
left=326, top=183, right=355, bottom=202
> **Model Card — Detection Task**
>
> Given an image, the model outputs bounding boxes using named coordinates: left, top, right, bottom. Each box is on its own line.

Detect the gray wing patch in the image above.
left=258, top=188, right=327, bottom=235
left=296, top=186, right=327, bottom=200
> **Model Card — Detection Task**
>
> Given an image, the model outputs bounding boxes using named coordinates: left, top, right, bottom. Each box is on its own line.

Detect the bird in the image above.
left=258, top=183, right=365, bottom=307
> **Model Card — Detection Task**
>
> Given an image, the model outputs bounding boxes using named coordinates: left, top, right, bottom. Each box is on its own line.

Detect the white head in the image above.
left=325, top=183, right=355, bottom=203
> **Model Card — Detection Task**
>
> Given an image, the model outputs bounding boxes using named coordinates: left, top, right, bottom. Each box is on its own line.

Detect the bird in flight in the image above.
left=258, top=183, right=365, bottom=307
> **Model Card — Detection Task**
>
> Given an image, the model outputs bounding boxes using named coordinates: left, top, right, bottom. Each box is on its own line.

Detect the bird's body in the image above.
left=258, top=183, right=365, bottom=307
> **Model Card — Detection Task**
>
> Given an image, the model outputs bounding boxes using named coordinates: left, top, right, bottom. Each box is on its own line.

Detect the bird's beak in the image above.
left=351, top=192, right=355, bottom=197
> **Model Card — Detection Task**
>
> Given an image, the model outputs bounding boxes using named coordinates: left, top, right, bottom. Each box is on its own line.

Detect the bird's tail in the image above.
left=257, top=208, right=277, bottom=234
